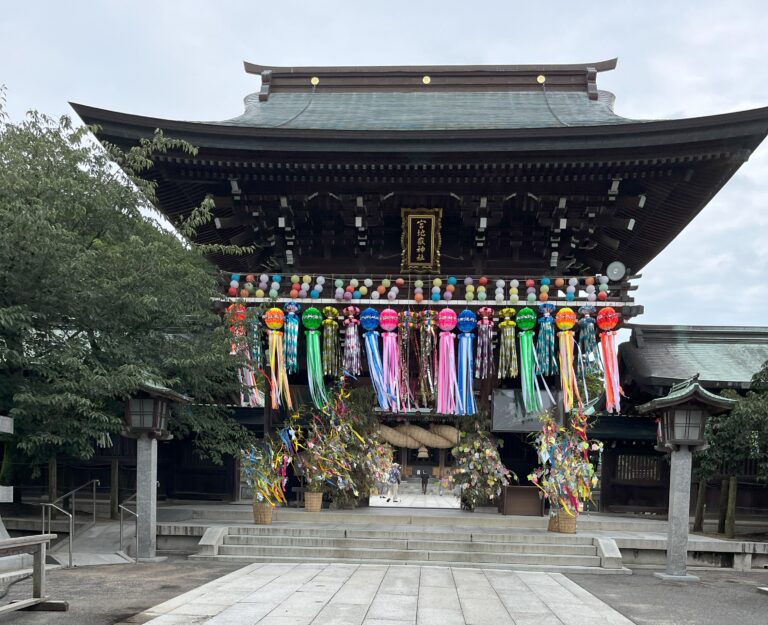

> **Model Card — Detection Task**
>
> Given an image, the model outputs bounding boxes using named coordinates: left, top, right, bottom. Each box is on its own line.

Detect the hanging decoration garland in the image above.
left=227, top=304, right=262, bottom=407
left=496, top=307, right=518, bottom=379
left=380, top=308, right=402, bottom=412
left=361, top=307, right=389, bottom=409
left=437, top=308, right=461, bottom=415
left=249, top=310, right=264, bottom=371
left=517, top=307, right=542, bottom=414
left=597, top=307, right=622, bottom=413
left=264, top=307, right=292, bottom=410
left=398, top=311, right=415, bottom=410
left=322, top=306, right=340, bottom=377
left=556, top=307, right=581, bottom=413
left=415, top=310, right=438, bottom=407
left=577, top=306, right=601, bottom=377
left=342, top=305, right=362, bottom=376
left=283, top=302, right=300, bottom=375
left=536, top=303, right=558, bottom=377
left=302, top=307, right=328, bottom=409
left=475, top=306, right=495, bottom=380
left=456, top=309, right=477, bottom=416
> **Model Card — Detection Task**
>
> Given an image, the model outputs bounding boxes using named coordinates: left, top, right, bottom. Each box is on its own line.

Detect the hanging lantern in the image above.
left=597, top=307, right=622, bottom=413
left=417, top=446, right=429, bottom=459
left=342, top=305, right=362, bottom=376
left=302, top=307, right=327, bottom=408
left=577, top=305, right=601, bottom=379
left=263, top=307, right=292, bottom=410
left=437, top=308, right=460, bottom=415
left=475, top=306, right=496, bottom=380
left=283, top=302, right=300, bottom=375
left=556, top=307, right=580, bottom=412
left=380, top=308, right=401, bottom=412
left=456, top=309, right=477, bottom=416
left=536, top=303, right=558, bottom=377
left=497, top=307, right=518, bottom=379
left=322, top=306, right=340, bottom=377
left=517, top=307, right=542, bottom=414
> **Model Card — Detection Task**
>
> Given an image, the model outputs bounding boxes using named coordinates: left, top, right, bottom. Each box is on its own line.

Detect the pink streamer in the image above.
left=437, top=331, right=460, bottom=415
left=382, top=331, right=401, bottom=412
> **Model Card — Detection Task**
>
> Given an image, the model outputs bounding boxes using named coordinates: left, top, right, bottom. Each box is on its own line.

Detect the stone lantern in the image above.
left=637, top=374, right=735, bottom=581
left=124, top=383, right=189, bottom=560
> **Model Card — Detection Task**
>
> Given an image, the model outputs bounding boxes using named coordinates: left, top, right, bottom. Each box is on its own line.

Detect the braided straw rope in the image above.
left=378, top=424, right=460, bottom=449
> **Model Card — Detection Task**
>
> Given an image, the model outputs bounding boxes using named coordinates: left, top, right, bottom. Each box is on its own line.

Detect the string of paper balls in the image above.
left=226, top=273, right=613, bottom=303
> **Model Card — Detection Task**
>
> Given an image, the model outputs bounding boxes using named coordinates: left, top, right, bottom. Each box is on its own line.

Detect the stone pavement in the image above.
left=368, top=491, right=460, bottom=509
left=137, top=562, right=636, bottom=625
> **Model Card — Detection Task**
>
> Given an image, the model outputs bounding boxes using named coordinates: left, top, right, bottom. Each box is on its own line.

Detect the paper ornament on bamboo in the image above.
left=322, top=306, right=340, bottom=378
left=398, top=311, right=415, bottom=410
left=342, top=305, right=361, bottom=376
left=517, top=307, right=542, bottom=414
left=577, top=306, right=601, bottom=380
left=263, top=307, right=292, bottom=410
left=302, top=307, right=328, bottom=409
left=495, top=307, right=517, bottom=379
left=475, top=306, right=495, bottom=380
left=283, top=302, right=300, bottom=375
left=536, top=303, right=558, bottom=377
left=556, top=307, right=580, bottom=412
left=437, top=308, right=460, bottom=414
left=597, top=307, right=622, bottom=413
left=380, top=308, right=401, bottom=412
left=416, top=310, right=438, bottom=407
left=456, top=309, right=476, bottom=416
left=360, top=308, right=388, bottom=409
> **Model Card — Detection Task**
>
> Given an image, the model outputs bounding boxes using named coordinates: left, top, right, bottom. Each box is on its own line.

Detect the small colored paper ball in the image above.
left=387, top=291, right=397, bottom=300
left=466, top=284, right=475, bottom=293
left=380, top=308, right=399, bottom=331
left=377, top=285, right=386, bottom=295
left=269, top=289, right=278, bottom=298
left=264, top=307, right=285, bottom=330
left=345, top=285, right=354, bottom=293
left=464, top=276, right=473, bottom=285
left=587, top=293, right=597, bottom=302
left=555, top=307, right=577, bottom=331
left=431, top=292, right=440, bottom=302
left=432, top=286, right=441, bottom=294
left=302, top=275, right=311, bottom=284
left=371, top=291, right=381, bottom=300
left=466, top=292, right=475, bottom=301
left=414, top=293, right=424, bottom=303
left=395, top=278, right=405, bottom=287
left=231, top=273, right=241, bottom=282
left=516, top=307, right=537, bottom=331
left=258, top=281, right=268, bottom=291
left=350, top=278, right=359, bottom=288
left=541, top=277, right=551, bottom=286
left=414, top=279, right=424, bottom=288
left=390, top=286, right=399, bottom=295
left=479, top=276, right=488, bottom=286
left=316, top=276, right=325, bottom=285
left=599, top=275, right=610, bottom=285
left=244, top=282, right=254, bottom=293
left=315, top=284, right=323, bottom=293
left=510, top=279, right=519, bottom=288
left=596, top=307, right=619, bottom=331
left=525, top=279, right=535, bottom=288
left=245, top=274, right=254, bottom=283
left=438, top=308, right=457, bottom=331
left=477, top=285, right=486, bottom=293
left=566, top=285, right=576, bottom=294
left=272, top=275, right=282, bottom=283
left=509, top=287, right=518, bottom=295
left=585, top=276, right=595, bottom=286
left=540, top=285, right=550, bottom=293
left=291, top=275, right=300, bottom=284
left=457, top=309, right=477, bottom=332
left=527, top=286, right=536, bottom=294
left=444, top=291, right=453, bottom=301
left=414, top=287, right=423, bottom=295
left=554, top=278, right=565, bottom=288
left=538, top=292, right=549, bottom=302
left=359, top=286, right=368, bottom=295
left=352, top=290, right=361, bottom=299
left=566, top=292, right=575, bottom=301
left=568, top=277, right=579, bottom=287
left=433, top=278, right=443, bottom=287
left=448, top=276, right=458, bottom=286
left=343, top=291, right=352, bottom=300
left=270, top=281, right=279, bottom=291
left=227, top=287, right=238, bottom=297
left=496, top=280, right=505, bottom=288
left=310, top=290, right=320, bottom=299
left=478, top=292, right=487, bottom=301
left=495, top=288, right=504, bottom=296
left=335, top=279, right=344, bottom=288
left=230, top=280, right=239, bottom=289
left=495, top=294, right=504, bottom=303
left=255, top=289, right=265, bottom=298
left=240, top=289, right=250, bottom=298
left=364, top=278, right=373, bottom=287
left=302, top=307, right=322, bottom=330
left=598, top=283, right=609, bottom=292
left=382, top=279, right=391, bottom=288
left=597, top=291, right=608, bottom=301
left=510, top=294, right=519, bottom=303
left=335, top=291, right=343, bottom=301
left=527, top=293, right=536, bottom=302
left=259, top=274, right=268, bottom=283
left=446, top=284, right=455, bottom=293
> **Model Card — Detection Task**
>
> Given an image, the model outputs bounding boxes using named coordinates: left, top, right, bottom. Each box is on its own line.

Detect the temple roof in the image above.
left=620, top=325, right=768, bottom=390
left=636, top=375, right=736, bottom=415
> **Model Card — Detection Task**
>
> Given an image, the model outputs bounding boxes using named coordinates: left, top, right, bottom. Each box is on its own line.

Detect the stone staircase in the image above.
left=192, top=524, right=628, bottom=574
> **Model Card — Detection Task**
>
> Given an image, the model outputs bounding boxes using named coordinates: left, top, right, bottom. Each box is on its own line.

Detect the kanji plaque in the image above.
left=401, top=208, right=442, bottom=272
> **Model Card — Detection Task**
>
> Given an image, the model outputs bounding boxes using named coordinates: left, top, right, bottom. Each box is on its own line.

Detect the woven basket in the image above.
left=557, top=509, right=577, bottom=534
left=547, top=514, right=559, bottom=533
left=252, top=502, right=273, bottom=525
left=304, top=491, right=323, bottom=513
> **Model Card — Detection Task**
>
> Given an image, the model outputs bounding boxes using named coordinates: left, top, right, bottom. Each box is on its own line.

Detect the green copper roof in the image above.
left=213, top=90, right=641, bottom=131
left=636, top=375, right=736, bottom=414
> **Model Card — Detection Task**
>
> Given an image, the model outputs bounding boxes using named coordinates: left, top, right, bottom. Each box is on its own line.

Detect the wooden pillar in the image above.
left=717, top=478, right=729, bottom=534
left=438, top=449, right=445, bottom=478
left=110, top=458, right=119, bottom=520
left=47, top=457, right=57, bottom=503
left=692, top=478, right=706, bottom=533
left=725, top=475, right=737, bottom=539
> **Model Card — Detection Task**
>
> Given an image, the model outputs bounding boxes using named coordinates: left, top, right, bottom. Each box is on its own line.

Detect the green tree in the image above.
left=0, top=97, right=254, bottom=484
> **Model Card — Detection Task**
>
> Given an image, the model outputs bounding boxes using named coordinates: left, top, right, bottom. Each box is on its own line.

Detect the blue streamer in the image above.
left=364, top=330, right=389, bottom=409
left=457, top=332, right=475, bottom=416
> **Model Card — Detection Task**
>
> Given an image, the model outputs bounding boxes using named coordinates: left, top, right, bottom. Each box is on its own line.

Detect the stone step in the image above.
left=215, top=543, right=601, bottom=567
left=222, top=534, right=596, bottom=556
left=190, top=553, right=630, bottom=574
left=226, top=525, right=596, bottom=545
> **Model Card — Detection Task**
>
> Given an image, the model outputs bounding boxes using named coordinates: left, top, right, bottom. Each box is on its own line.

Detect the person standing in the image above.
left=386, top=463, right=401, bottom=502
left=420, top=470, right=429, bottom=495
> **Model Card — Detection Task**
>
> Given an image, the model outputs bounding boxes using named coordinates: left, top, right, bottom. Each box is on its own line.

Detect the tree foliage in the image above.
left=0, top=96, right=253, bottom=479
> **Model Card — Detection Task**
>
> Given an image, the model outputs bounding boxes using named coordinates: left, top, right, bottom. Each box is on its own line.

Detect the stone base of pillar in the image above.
left=137, top=556, right=168, bottom=563
left=653, top=572, right=700, bottom=583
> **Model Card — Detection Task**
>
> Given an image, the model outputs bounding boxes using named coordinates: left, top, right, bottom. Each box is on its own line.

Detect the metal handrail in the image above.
left=40, top=503, right=73, bottom=568
left=118, top=495, right=139, bottom=564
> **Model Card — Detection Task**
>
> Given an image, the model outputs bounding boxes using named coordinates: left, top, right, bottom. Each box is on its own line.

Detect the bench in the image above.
left=0, top=534, right=68, bottom=614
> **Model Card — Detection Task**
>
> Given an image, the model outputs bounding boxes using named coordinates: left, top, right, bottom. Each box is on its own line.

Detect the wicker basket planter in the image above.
left=252, top=502, right=274, bottom=525
left=304, top=491, right=323, bottom=513
left=547, top=514, right=559, bottom=533
left=556, top=509, right=577, bottom=534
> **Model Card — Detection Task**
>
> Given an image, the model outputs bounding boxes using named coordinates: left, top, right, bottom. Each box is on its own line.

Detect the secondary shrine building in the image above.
left=68, top=59, right=768, bottom=510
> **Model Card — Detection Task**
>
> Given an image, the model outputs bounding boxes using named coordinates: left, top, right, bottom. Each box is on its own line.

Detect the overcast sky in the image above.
left=3, top=1, right=767, bottom=327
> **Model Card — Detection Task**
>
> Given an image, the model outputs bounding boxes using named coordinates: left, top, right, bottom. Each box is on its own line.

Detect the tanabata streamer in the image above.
left=497, top=307, right=518, bottom=379
left=597, top=307, right=622, bottom=413
left=380, top=308, right=401, bottom=412
left=228, top=304, right=263, bottom=407
left=517, top=307, right=542, bottom=414
left=250, top=311, right=264, bottom=370
left=536, top=303, right=558, bottom=377
left=577, top=306, right=601, bottom=378
left=456, top=309, right=476, bottom=416
left=437, top=308, right=462, bottom=414
left=475, top=306, right=495, bottom=380
left=303, top=307, right=328, bottom=409
left=342, top=306, right=361, bottom=375
left=283, top=302, right=300, bottom=375
left=556, top=307, right=581, bottom=412
left=415, top=310, right=438, bottom=407
left=322, top=306, right=340, bottom=377
left=398, top=311, right=415, bottom=410
left=361, top=308, right=389, bottom=409
left=264, top=307, right=292, bottom=410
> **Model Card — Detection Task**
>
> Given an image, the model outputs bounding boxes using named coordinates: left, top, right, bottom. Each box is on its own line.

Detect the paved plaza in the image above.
left=136, top=562, right=635, bottom=625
